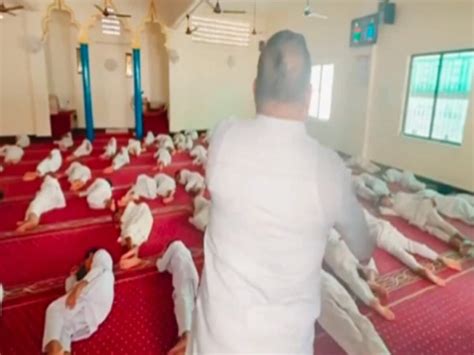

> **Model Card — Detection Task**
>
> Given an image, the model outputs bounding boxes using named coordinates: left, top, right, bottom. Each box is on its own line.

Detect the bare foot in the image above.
left=370, top=299, right=395, bottom=321
left=103, top=167, right=114, bottom=174
left=418, top=268, right=446, bottom=287
left=23, top=172, right=37, bottom=181
left=439, top=256, right=462, bottom=271
left=119, top=257, right=143, bottom=270
left=368, top=281, right=388, bottom=303
left=168, top=333, right=188, bottom=355
left=162, top=195, right=174, bottom=205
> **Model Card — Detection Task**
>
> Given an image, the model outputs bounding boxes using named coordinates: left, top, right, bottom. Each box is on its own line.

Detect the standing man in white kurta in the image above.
left=188, top=30, right=374, bottom=354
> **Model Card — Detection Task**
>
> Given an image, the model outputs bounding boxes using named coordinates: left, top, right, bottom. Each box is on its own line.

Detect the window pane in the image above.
left=318, top=64, right=334, bottom=120
left=309, top=65, right=321, bottom=118
left=404, top=55, right=440, bottom=138
left=431, top=51, right=474, bottom=144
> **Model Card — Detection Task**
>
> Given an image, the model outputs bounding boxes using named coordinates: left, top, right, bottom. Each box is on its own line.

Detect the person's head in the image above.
left=76, top=248, right=99, bottom=280
left=254, top=30, right=312, bottom=120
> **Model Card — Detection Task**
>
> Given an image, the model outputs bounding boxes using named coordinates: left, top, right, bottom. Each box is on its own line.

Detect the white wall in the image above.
left=365, top=0, right=474, bottom=191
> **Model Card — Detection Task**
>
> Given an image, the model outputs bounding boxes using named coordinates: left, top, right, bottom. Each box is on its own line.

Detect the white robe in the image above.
left=188, top=115, right=372, bottom=353
left=173, top=133, right=186, bottom=146
left=364, top=209, right=438, bottom=271
left=127, top=139, right=142, bottom=156
left=383, top=168, right=426, bottom=191
left=189, top=196, right=210, bottom=231
left=42, top=250, right=114, bottom=352
left=457, top=193, right=474, bottom=207
left=345, top=156, right=381, bottom=174
left=72, top=139, right=93, bottom=158
left=16, top=134, right=30, bottom=148
left=119, top=202, right=153, bottom=247
left=418, top=189, right=474, bottom=225
left=103, top=138, right=117, bottom=158
left=26, top=176, right=66, bottom=218
left=156, top=241, right=199, bottom=336
left=131, top=174, right=157, bottom=200
left=154, top=173, right=176, bottom=197
left=157, top=135, right=175, bottom=151
left=178, top=170, right=205, bottom=194
left=318, top=271, right=390, bottom=355
left=65, top=162, right=91, bottom=184
left=352, top=173, right=390, bottom=202
left=190, top=145, right=207, bottom=166
left=154, top=148, right=172, bottom=168
left=55, top=133, right=74, bottom=150
left=37, top=149, right=62, bottom=176
left=81, top=178, right=112, bottom=210
left=0, top=145, right=24, bottom=163
left=144, top=131, right=155, bottom=146
left=185, top=130, right=199, bottom=141
left=112, top=147, right=130, bottom=171
left=324, top=230, right=375, bottom=306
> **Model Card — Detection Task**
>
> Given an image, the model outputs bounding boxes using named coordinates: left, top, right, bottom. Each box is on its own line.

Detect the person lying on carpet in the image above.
left=61, top=162, right=91, bottom=192
left=119, top=173, right=176, bottom=207
left=324, top=230, right=394, bottom=321
left=127, top=138, right=143, bottom=157
left=185, top=130, right=199, bottom=142
left=173, top=132, right=186, bottom=147
left=383, top=168, right=426, bottom=192
left=101, top=137, right=117, bottom=159
left=143, top=131, right=155, bottom=147
left=79, top=177, right=115, bottom=211
left=417, top=189, right=474, bottom=226
left=103, top=147, right=130, bottom=174
left=54, top=132, right=74, bottom=152
left=352, top=172, right=390, bottom=203
left=176, top=169, right=205, bottom=196
left=16, top=175, right=66, bottom=233
left=318, top=270, right=390, bottom=355
left=189, top=195, right=210, bottom=232
left=175, top=134, right=193, bottom=153
left=157, top=241, right=199, bottom=355
left=201, top=130, right=211, bottom=144
left=16, top=134, right=30, bottom=148
left=363, top=209, right=461, bottom=287
left=157, top=134, right=175, bottom=153
left=345, top=156, right=381, bottom=175
left=378, top=193, right=474, bottom=256
left=66, top=139, right=93, bottom=162
left=0, top=144, right=24, bottom=164
left=189, top=145, right=207, bottom=166
left=116, top=201, right=153, bottom=270
left=23, top=148, right=62, bottom=181
left=42, top=249, right=114, bottom=355
left=154, top=147, right=172, bottom=171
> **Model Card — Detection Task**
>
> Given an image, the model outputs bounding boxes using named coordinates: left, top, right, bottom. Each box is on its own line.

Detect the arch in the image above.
left=133, top=0, right=168, bottom=49
left=41, top=0, right=80, bottom=42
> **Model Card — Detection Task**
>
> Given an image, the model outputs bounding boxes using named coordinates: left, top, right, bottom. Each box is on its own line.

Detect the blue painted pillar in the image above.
left=80, top=43, right=95, bottom=141
left=133, top=48, right=143, bottom=139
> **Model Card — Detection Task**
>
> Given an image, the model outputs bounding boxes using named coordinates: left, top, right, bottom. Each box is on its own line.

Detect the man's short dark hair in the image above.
left=255, top=30, right=311, bottom=110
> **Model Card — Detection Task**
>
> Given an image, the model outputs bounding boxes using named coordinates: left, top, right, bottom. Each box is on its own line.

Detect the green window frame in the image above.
left=402, top=49, right=474, bottom=145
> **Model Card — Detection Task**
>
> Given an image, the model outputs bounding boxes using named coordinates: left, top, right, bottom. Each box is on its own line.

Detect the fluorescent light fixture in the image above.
left=190, top=15, right=250, bottom=47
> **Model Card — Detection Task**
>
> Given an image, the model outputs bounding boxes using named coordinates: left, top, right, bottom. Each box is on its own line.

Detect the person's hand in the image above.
left=66, top=288, right=79, bottom=309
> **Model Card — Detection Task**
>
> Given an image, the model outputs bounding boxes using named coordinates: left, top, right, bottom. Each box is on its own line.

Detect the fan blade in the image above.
left=5, top=5, right=24, bottom=11
left=223, top=10, right=246, bottom=14
left=308, top=12, right=328, bottom=19
left=6, top=11, right=17, bottom=16
left=115, top=13, right=131, bottom=18
left=94, top=4, right=104, bottom=14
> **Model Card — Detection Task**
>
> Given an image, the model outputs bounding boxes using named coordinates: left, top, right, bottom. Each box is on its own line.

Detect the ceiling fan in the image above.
left=303, top=0, right=328, bottom=20
left=94, top=3, right=131, bottom=18
left=251, top=0, right=264, bottom=36
left=205, top=0, right=246, bottom=15
left=0, top=1, right=24, bottom=16
left=185, top=14, right=198, bottom=35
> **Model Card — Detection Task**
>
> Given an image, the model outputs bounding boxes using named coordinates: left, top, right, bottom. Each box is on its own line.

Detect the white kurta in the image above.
left=56, top=133, right=74, bottom=150
left=364, top=209, right=438, bottom=271
left=37, top=149, right=62, bottom=176
left=127, top=139, right=142, bottom=156
left=72, top=139, right=93, bottom=158
left=173, top=133, right=186, bottom=146
left=157, top=135, right=175, bottom=151
left=131, top=174, right=157, bottom=199
left=120, top=202, right=153, bottom=247
left=458, top=193, right=474, bottom=207
left=157, top=241, right=199, bottom=336
left=345, top=156, right=381, bottom=174
left=352, top=173, right=390, bottom=202
left=319, top=271, right=390, bottom=355
left=144, top=131, right=155, bottom=146
left=26, top=176, right=66, bottom=218
left=103, top=138, right=117, bottom=158
left=82, top=178, right=112, bottom=209
left=190, top=145, right=207, bottom=165
left=42, top=250, right=114, bottom=352
left=178, top=170, right=205, bottom=194
left=154, top=148, right=172, bottom=167
left=418, top=189, right=474, bottom=225
left=154, top=173, right=176, bottom=197
left=383, top=168, right=426, bottom=191
left=112, top=147, right=130, bottom=171
left=188, top=115, right=372, bottom=353
left=185, top=130, right=199, bottom=141
left=16, top=134, right=30, bottom=148
left=0, top=145, right=24, bottom=163
left=66, top=162, right=91, bottom=184
left=189, top=196, right=210, bottom=231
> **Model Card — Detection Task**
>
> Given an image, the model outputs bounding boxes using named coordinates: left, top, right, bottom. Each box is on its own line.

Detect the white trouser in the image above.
left=386, top=240, right=438, bottom=271
left=42, top=296, right=90, bottom=352
left=424, top=210, right=459, bottom=243
left=333, top=264, right=375, bottom=306
left=319, top=292, right=390, bottom=355
left=174, top=283, right=196, bottom=336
